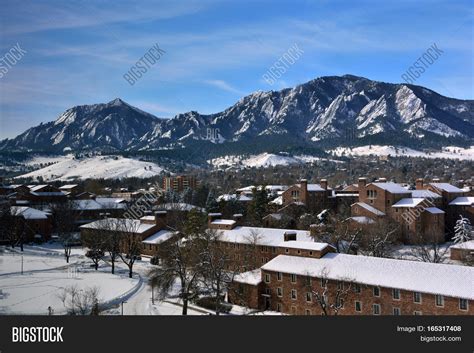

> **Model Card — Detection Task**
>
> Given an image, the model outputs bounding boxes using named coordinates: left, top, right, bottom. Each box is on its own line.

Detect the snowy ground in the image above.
left=16, top=154, right=165, bottom=181
left=0, top=244, right=282, bottom=316
left=0, top=266, right=140, bottom=315
left=329, top=145, right=474, bottom=161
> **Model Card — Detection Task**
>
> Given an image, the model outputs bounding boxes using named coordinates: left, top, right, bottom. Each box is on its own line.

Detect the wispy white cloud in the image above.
left=203, top=80, right=244, bottom=94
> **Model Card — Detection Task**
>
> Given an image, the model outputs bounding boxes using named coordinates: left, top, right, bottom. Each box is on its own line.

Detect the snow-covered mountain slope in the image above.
left=329, top=145, right=474, bottom=160
left=1, top=98, right=160, bottom=152
left=208, top=153, right=341, bottom=169
left=16, top=155, right=165, bottom=181
left=1, top=75, right=473, bottom=154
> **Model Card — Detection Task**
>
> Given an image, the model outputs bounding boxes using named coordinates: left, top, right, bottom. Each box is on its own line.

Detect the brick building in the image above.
left=207, top=213, right=334, bottom=271
left=9, top=206, right=52, bottom=242
left=80, top=211, right=177, bottom=256
left=351, top=178, right=446, bottom=243
left=450, top=240, right=474, bottom=262
left=229, top=252, right=473, bottom=315
left=162, top=175, right=198, bottom=192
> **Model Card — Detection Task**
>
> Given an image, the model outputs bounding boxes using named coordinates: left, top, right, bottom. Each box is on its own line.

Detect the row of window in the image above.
left=355, top=300, right=469, bottom=314
left=264, top=274, right=469, bottom=311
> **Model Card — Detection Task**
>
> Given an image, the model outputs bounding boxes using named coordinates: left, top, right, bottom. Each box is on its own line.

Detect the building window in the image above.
left=373, top=286, right=380, bottom=297
left=291, top=289, right=297, bottom=300
left=277, top=287, right=283, bottom=297
left=309, top=251, right=313, bottom=256
left=435, top=295, right=444, bottom=307
left=355, top=301, right=362, bottom=312
left=392, top=288, right=400, bottom=300
left=285, top=248, right=289, bottom=253
left=290, top=274, right=297, bottom=283
left=276, top=303, right=282, bottom=312
left=393, top=307, right=401, bottom=315
left=305, top=309, right=312, bottom=316
left=306, top=292, right=312, bottom=302
left=459, top=299, right=468, bottom=311
left=320, top=278, right=325, bottom=288
left=305, top=276, right=311, bottom=286
left=413, top=311, right=422, bottom=315
left=277, top=272, right=282, bottom=281
left=297, top=250, right=301, bottom=254
left=264, top=274, right=271, bottom=283
left=413, top=292, right=422, bottom=304
left=353, top=284, right=361, bottom=293
left=337, top=282, right=344, bottom=290
left=373, top=304, right=381, bottom=315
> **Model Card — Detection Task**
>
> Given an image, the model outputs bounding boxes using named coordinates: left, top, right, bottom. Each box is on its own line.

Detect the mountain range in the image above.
left=1, top=75, right=473, bottom=157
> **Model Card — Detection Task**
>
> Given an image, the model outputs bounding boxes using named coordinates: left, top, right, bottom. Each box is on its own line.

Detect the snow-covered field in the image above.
left=329, top=145, right=474, bottom=160
left=209, top=153, right=341, bottom=168
left=16, top=155, right=165, bottom=181
left=0, top=266, right=139, bottom=314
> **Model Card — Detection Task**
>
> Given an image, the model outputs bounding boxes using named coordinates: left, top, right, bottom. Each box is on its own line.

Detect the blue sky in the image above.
left=0, top=0, right=472, bottom=139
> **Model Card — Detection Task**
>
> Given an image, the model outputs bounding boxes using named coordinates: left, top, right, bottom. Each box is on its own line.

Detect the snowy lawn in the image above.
left=0, top=264, right=139, bottom=315
left=0, top=253, right=75, bottom=275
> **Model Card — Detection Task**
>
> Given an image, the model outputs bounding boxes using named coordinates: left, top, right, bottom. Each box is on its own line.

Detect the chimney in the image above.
left=233, top=213, right=243, bottom=226
left=377, top=178, right=386, bottom=183
left=320, top=179, right=328, bottom=190
left=300, top=179, right=308, bottom=192
left=358, top=177, right=367, bottom=190
left=284, top=231, right=297, bottom=242
left=300, top=179, right=308, bottom=204
left=154, top=211, right=167, bottom=229
left=416, top=178, right=424, bottom=190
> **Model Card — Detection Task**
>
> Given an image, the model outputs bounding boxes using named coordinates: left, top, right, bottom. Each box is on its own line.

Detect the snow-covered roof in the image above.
left=296, top=183, right=327, bottom=192
left=429, top=183, right=464, bottom=193
left=411, top=190, right=441, bottom=199
left=262, top=254, right=474, bottom=300
left=11, top=206, right=49, bottom=220
left=277, top=240, right=329, bottom=251
left=80, top=218, right=156, bottom=234
left=269, top=196, right=283, bottom=205
left=451, top=240, right=474, bottom=250
left=392, top=198, right=425, bottom=208
left=142, top=229, right=177, bottom=245
left=233, top=269, right=262, bottom=285
left=263, top=213, right=284, bottom=220
left=424, top=207, right=445, bottom=214
left=156, top=202, right=205, bottom=212
left=29, top=185, right=48, bottom=192
left=30, top=191, right=66, bottom=196
left=353, top=202, right=385, bottom=216
left=59, top=184, right=78, bottom=190
left=449, top=197, right=474, bottom=206
left=217, top=226, right=314, bottom=247
left=73, top=199, right=126, bottom=210
left=371, top=182, right=410, bottom=194
left=140, top=215, right=155, bottom=222
left=217, top=194, right=252, bottom=202
left=95, top=197, right=126, bottom=204
left=349, top=216, right=375, bottom=224
left=211, top=219, right=236, bottom=226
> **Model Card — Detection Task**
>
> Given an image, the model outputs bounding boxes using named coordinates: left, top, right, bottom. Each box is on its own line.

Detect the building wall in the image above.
left=259, top=269, right=473, bottom=315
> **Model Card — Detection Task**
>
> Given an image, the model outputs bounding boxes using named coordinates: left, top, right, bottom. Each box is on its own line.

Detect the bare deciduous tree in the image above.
left=57, top=285, right=101, bottom=315
left=307, top=269, right=353, bottom=316
left=409, top=233, right=449, bottom=263
left=116, top=219, right=142, bottom=278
